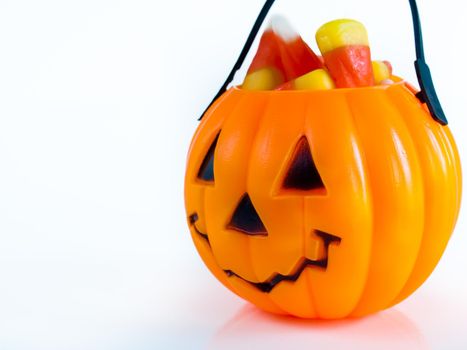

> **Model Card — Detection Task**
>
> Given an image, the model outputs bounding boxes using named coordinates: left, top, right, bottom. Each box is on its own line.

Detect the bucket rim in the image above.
left=229, top=80, right=410, bottom=96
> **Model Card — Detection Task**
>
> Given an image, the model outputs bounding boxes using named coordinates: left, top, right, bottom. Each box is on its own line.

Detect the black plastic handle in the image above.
left=199, top=0, right=447, bottom=125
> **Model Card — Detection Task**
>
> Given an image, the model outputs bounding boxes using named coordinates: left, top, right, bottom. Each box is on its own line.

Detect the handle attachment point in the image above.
left=415, top=60, right=448, bottom=125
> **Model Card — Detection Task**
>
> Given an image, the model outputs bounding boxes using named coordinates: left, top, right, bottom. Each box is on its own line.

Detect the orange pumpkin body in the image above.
left=184, top=82, right=462, bottom=319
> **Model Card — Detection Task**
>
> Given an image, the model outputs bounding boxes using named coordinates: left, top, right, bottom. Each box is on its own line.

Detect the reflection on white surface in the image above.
left=209, top=304, right=428, bottom=350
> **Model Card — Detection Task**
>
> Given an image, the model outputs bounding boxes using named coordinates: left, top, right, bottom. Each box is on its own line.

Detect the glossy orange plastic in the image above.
left=184, top=82, right=462, bottom=319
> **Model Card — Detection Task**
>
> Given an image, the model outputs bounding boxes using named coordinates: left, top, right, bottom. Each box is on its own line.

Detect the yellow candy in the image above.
left=316, top=19, right=369, bottom=54
left=242, top=68, right=284, bottom=91
left=293, top=69, right=335, bottom=90
left=372, top=61, right=391, bottom=84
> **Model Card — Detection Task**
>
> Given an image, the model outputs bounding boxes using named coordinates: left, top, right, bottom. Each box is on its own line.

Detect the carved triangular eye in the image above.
left=228, top=194, right=268, bottom=236
left=197, top=133, right=220, bottom=182
left=283, top=136, right=325, bottom=191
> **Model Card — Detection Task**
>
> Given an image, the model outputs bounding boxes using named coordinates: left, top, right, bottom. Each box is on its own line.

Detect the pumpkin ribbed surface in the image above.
left=184, top=83, right=461, bottom=319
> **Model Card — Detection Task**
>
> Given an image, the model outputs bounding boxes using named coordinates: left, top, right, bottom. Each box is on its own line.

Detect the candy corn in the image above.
left=269, top=15, right=322, bottom=81
left=243, top=16, right=322, bottom=90
left=316, top=19, right=375, bottom=88
left=276, top=69, right=335, bottom=91
left=372, top=60, right=393, bottom=85
left=242, top=30, right=285, bottom=90
left=242, top=17, right=399, bottom=92
left=242, top=67, right=285, bottom=91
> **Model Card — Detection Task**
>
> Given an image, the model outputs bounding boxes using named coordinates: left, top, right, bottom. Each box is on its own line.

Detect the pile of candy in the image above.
left=242, top=16, right=394, bottom=91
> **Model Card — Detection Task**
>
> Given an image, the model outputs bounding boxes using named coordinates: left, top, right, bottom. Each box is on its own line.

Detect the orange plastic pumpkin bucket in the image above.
left=184, top=0, right=462, bottom=319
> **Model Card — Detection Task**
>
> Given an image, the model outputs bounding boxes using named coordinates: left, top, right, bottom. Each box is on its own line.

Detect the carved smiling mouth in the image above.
left=189, top=213, right=210, bottom=244
left=188, top=213, right=341, bottom=293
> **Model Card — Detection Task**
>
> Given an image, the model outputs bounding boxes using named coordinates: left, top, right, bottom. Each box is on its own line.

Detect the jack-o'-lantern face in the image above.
left=188, top=132, right=343, bottom=294
left=184, top=84, right=461, bottom=319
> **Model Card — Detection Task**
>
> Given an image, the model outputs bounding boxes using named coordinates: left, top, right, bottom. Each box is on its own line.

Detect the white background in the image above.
left=0, top=0, right=466, bottom=349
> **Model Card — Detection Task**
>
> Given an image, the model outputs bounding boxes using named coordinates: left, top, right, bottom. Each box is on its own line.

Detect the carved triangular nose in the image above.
left=228, top=194, right=268, bottom=236
left=283, top=136, right=325, bottom=191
